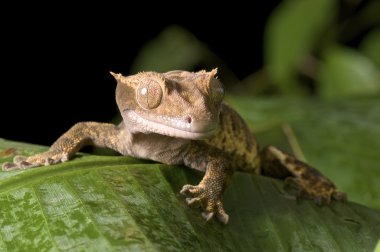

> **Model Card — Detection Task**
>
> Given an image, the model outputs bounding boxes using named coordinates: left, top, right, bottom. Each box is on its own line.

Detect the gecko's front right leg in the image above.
left=180, top=142, right=232, bottom=224
left=2, top=122, right=122, bottom=171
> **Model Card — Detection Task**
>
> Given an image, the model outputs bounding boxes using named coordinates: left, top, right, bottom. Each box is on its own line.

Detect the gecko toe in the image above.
left=19, top=161, right=38, bottom=169
left=313, top=194, right=331, bottom=205
left=216, top=201, right=229, bottom=224
left=3, top=160, right=36, bottom=171
left=180, top=185, right=193, bottom=195
left=13, top=155, right=27, bottom=164
left=216, top=211, right=229, bottom=224
left=186, top=197, right=201, bottom=208
left=332, top=190, right=347, bottom=202
left=45, top=158, right=53, bottom=166
left=180, top=184, right=203, bottom=196
left=202, top=201, right=228, bottom=224
left=2, top=162, right=19, bottom=171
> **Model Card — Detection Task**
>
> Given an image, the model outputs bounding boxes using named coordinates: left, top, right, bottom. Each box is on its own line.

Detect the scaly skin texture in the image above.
left=2, top=69, right=346, bottom=224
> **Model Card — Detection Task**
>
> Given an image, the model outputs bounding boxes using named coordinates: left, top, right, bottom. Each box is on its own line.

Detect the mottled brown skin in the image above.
left=2, top=69, right=346, bottom=224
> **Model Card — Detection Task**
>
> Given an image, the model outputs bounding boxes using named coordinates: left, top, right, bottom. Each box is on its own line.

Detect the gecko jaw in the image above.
left=124, top=110, right=217, bottom=140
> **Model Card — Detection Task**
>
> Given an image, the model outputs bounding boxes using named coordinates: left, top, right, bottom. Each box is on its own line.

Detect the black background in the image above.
left=1, top=2, right=280, bottom=146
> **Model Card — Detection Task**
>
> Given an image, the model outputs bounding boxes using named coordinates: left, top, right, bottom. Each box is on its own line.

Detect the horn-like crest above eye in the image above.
left=205, top=68, right=218, bottom=90
left=209, top=68, right=218, bottom=78
left=196, top=68, right=218, bottom=78
left=110, top=71, right=128, bottom=83
left=195, top=68, right=219, bottom=92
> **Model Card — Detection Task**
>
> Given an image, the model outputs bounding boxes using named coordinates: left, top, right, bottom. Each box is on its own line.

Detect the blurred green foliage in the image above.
left=130, top=25, right=240, bottom=89
left=317, top=46, right=379, bottom=99
left=265, top=0, right=337, bottom=95
left=130, top=0, right=380, bottom=99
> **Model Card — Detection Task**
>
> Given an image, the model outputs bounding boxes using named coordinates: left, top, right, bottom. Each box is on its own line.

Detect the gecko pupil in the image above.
left=136, top=80, right=163, bottom=109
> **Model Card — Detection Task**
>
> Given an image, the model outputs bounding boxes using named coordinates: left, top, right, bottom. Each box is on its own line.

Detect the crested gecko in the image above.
left=2, top=69, right=346, bottom=224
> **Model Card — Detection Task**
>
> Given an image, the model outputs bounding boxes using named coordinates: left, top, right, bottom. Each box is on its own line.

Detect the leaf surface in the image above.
left=1, top=98, right=380, bottom=251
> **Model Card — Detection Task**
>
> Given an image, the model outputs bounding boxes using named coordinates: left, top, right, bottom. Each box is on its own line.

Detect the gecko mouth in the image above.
left=124, top=110, right=217, bottom=139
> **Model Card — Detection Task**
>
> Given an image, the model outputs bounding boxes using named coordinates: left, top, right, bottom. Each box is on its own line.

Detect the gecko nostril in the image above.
left=186, top=116, right=192, bottom=124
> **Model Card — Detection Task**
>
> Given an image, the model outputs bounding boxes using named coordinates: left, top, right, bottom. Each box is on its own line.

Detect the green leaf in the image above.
left=129, top=25, right=240, bottom=89
left=375, top=239, right=380, bottom=252
left=130, top=25, right=217, bottom=73
left=317, top=46, right=380, bottom=99
left=264, top=0, right=337, bottom=94
left=1, top=98, right=380, bottom=251
left=360, top=28, right=380, bottom=69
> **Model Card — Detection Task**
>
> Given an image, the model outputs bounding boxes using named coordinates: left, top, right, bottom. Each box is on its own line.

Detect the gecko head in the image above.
left=111, top=69, right=224, bottom=139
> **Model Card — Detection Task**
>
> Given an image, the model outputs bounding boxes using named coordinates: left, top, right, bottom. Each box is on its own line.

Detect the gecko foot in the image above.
left=180, top=184, right=229, bottom=224
left=2, top=151, right=69, bottom=171
left=285, top=177, right=347, bottom=205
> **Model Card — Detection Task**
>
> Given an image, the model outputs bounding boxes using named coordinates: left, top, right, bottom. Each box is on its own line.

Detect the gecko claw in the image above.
left=216, top=201, right=229, bottom=224
left=217, top=212, right=229, bottom=224
left=202, top=208, right=229, bottom=224
left=202, top=211, right=214, bottom=221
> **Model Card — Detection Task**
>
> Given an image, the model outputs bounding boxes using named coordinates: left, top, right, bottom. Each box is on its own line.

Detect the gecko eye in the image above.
left=136, top=80, right=163, bottom=109
left=210, top=78, right=224, bottom=103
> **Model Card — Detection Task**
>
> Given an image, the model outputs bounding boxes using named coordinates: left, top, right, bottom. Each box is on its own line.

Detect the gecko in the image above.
left=2, top=69, right=346, bottom=224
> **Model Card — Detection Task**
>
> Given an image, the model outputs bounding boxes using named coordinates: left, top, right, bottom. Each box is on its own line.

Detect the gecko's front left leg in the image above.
left=180, top=141, right=232, bottom=224
left=2, top=122, right=123, bottom=171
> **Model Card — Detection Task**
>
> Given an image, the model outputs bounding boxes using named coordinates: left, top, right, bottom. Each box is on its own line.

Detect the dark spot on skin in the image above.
left=301, top=172, right=313, bottom=180
left=221, top=136, right=227, bottom=145
left=231, top=117, right=237, bottom=132
left=218, top=115, right=225, bottom=131
left=308, top=167, right=324, bottom=177
left=245, top=137, right=254, bottom=150
left=293, top=165, right=303, bottom=171
left=284, top=157, right=293, bottom=164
